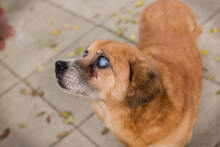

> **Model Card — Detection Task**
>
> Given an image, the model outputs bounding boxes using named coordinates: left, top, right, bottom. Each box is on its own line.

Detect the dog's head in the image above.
left=55, top=40, right=162, bottom=108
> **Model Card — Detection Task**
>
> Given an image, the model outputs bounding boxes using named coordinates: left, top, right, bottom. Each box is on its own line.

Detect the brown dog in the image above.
left=55, top=0, right=202, bottom=146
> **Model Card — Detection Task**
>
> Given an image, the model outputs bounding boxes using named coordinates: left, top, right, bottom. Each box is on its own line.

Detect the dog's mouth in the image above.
left=55, top=70, right=67, bottom=89
left=57, top=78, right=67, bottom=89
left=55, top=74, right=92, bottom=98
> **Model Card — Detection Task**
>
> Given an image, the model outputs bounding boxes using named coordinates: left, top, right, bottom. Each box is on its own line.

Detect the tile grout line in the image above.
left=0, top=59, right=21, bottom=98
left=0, top=80, right=19, bottom=98
left=201, top=7, right=220, bottom=26
left=76, top=112, right=94, bottom=128
left=77, top=127, right=101, bottom=147
left=0, top=59, right=22, bottom=79
left=48, top=127, right=76, bottom=147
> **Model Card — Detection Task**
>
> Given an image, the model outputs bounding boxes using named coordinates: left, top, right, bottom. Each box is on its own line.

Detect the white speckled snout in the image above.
left=56, top=59, right=95, bottom=98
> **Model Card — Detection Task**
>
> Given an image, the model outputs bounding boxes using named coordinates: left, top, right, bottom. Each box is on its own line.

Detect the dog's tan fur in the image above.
left=90, top=0, right=202, bottom=147
left=56, top=0, right=202, bottom=146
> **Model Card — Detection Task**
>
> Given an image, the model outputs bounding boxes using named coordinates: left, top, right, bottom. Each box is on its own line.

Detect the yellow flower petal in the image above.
left=20, top=88, right=29, bottom=95
left=130, top=34, right=136, bottom=40
left=119, top=15, right=127, bottom=21
left=73, top=25, right=79, bottom=30
left=60, top=111, right=74, bottom=125
left=49, top=21, right=55, bottom=26
left=117, top=27, right=123, bottom=37
left=63, top=113, right=74, bottom=125
left=127, top=9, right=133, bottom=14
left=17, top=124, right=27, bottom=129
left=208, top=27, right=218, bottom=34
left=67, top=51, right=75, bottom=57
left=215, top=56, right=220, bottom=62
left=207, top=76, right=214, bottom=80
left=216, top=90, right=220, bottom=95
left=130, top=19, right=137, bottom=24
left=76, top=47, right=83, bottom=54
left=53, top=29, right=60, bottom=35
left=37, top=65, right=44, bottom=72
left=200, top=49, right=208, bottom=56
left=59, top=111, right=71, bottom=118
left=135, top=1, right=144, bottom=7
left=53, top=47, right=59, bottom=51
left=109, top=13, right=117, bottom=19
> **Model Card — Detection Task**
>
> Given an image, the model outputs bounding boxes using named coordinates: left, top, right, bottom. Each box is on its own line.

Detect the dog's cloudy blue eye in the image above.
left=83, top=51, right=88, bottom=57
left=97, top=56, right=109, bottom=68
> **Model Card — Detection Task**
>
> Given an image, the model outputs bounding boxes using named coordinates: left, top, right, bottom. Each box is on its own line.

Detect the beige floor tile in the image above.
left=54, top=130, right=96, bottom=147
left=0, top=62, right=18, bottom=95
left=0, top=83, right=73, bottom=147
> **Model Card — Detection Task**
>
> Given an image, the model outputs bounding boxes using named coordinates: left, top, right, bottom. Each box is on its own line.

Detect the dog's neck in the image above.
left=91, top=90, right=186, bottom=147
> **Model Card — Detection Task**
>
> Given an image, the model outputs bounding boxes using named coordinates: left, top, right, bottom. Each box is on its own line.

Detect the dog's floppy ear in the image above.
left=126, top=59, right=163, bottom=108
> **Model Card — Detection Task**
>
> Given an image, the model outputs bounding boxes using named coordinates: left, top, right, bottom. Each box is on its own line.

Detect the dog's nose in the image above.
left=55, top=61, right=68, bottom=72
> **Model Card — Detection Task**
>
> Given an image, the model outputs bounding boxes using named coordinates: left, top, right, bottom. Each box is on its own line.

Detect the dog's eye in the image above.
left=97, top=56, right=109, bottom=68
left=83, top=50, right=88, bottom=57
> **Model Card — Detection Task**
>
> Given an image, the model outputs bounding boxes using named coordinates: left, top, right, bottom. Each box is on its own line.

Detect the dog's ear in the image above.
left=126, top=59, right=163, bottom=108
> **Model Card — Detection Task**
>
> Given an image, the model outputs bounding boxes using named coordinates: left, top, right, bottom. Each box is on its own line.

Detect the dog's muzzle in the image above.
left=54, top=59, right=95, bottom=98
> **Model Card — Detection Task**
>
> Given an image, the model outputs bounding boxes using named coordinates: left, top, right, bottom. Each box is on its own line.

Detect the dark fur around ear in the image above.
left=126, top=59, right=163, bottom=108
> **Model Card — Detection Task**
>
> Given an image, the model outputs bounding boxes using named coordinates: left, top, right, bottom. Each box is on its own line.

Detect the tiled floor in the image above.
left=0, top=0, right=220, bottom=147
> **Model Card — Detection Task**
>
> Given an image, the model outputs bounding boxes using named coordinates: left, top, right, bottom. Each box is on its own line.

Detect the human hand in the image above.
left=0, top=6, right=15, bottom=50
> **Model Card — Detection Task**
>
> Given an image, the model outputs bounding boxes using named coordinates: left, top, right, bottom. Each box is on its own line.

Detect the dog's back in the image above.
left=137, top=0, right=203, bottom=146
left=137, top=0, right=201, bottom=48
